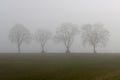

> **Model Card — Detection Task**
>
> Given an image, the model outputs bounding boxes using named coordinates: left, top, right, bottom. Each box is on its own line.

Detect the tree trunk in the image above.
left=41, top=46, right=45, bottom=53
left=66, top=47, right=70, bottom=54
left=93, top=45, right=96, bottom=54
left=41, top=49, right=45, bottom=53
left=18, top=43, right=21, bottom=54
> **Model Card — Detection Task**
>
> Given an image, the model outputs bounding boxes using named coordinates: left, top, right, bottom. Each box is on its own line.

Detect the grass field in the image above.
left=0, top=53, right=120, bottom=80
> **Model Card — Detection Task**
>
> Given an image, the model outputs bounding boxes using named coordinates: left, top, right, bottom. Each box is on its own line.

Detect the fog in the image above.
left=0, top=0, right=119, bottom=53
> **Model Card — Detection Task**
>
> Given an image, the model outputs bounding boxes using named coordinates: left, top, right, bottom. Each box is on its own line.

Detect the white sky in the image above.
left=0, top=0, right=120, bottom=53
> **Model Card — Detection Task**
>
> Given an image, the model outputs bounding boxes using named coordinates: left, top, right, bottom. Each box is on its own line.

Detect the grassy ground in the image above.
left=0, top=53, right=120, bottom=80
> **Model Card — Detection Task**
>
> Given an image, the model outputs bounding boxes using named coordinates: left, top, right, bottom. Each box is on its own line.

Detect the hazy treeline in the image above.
left=9, top=23, right=110, bottom=54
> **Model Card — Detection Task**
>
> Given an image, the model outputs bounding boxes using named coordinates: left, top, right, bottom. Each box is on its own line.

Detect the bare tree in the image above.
left=54, top=23, right=79, bottom=53
left=81, top=23, right=109, bottom=53
left=35, top=29, right=52, bottom=53
left=9, top=24, right=31, bottom=54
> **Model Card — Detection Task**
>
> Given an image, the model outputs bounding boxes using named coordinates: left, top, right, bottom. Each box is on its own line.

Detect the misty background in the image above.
left=0, top=0, right=119, bottom=53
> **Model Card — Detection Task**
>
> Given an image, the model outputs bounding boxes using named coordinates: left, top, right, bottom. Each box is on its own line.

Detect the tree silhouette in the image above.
left=54, top=23, right=79, bottom=53
left=9, top=24, right=31, bottom=54
left=35, top=29, right=52, bottom=53
left=81, top=23, right=109, bottom=53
